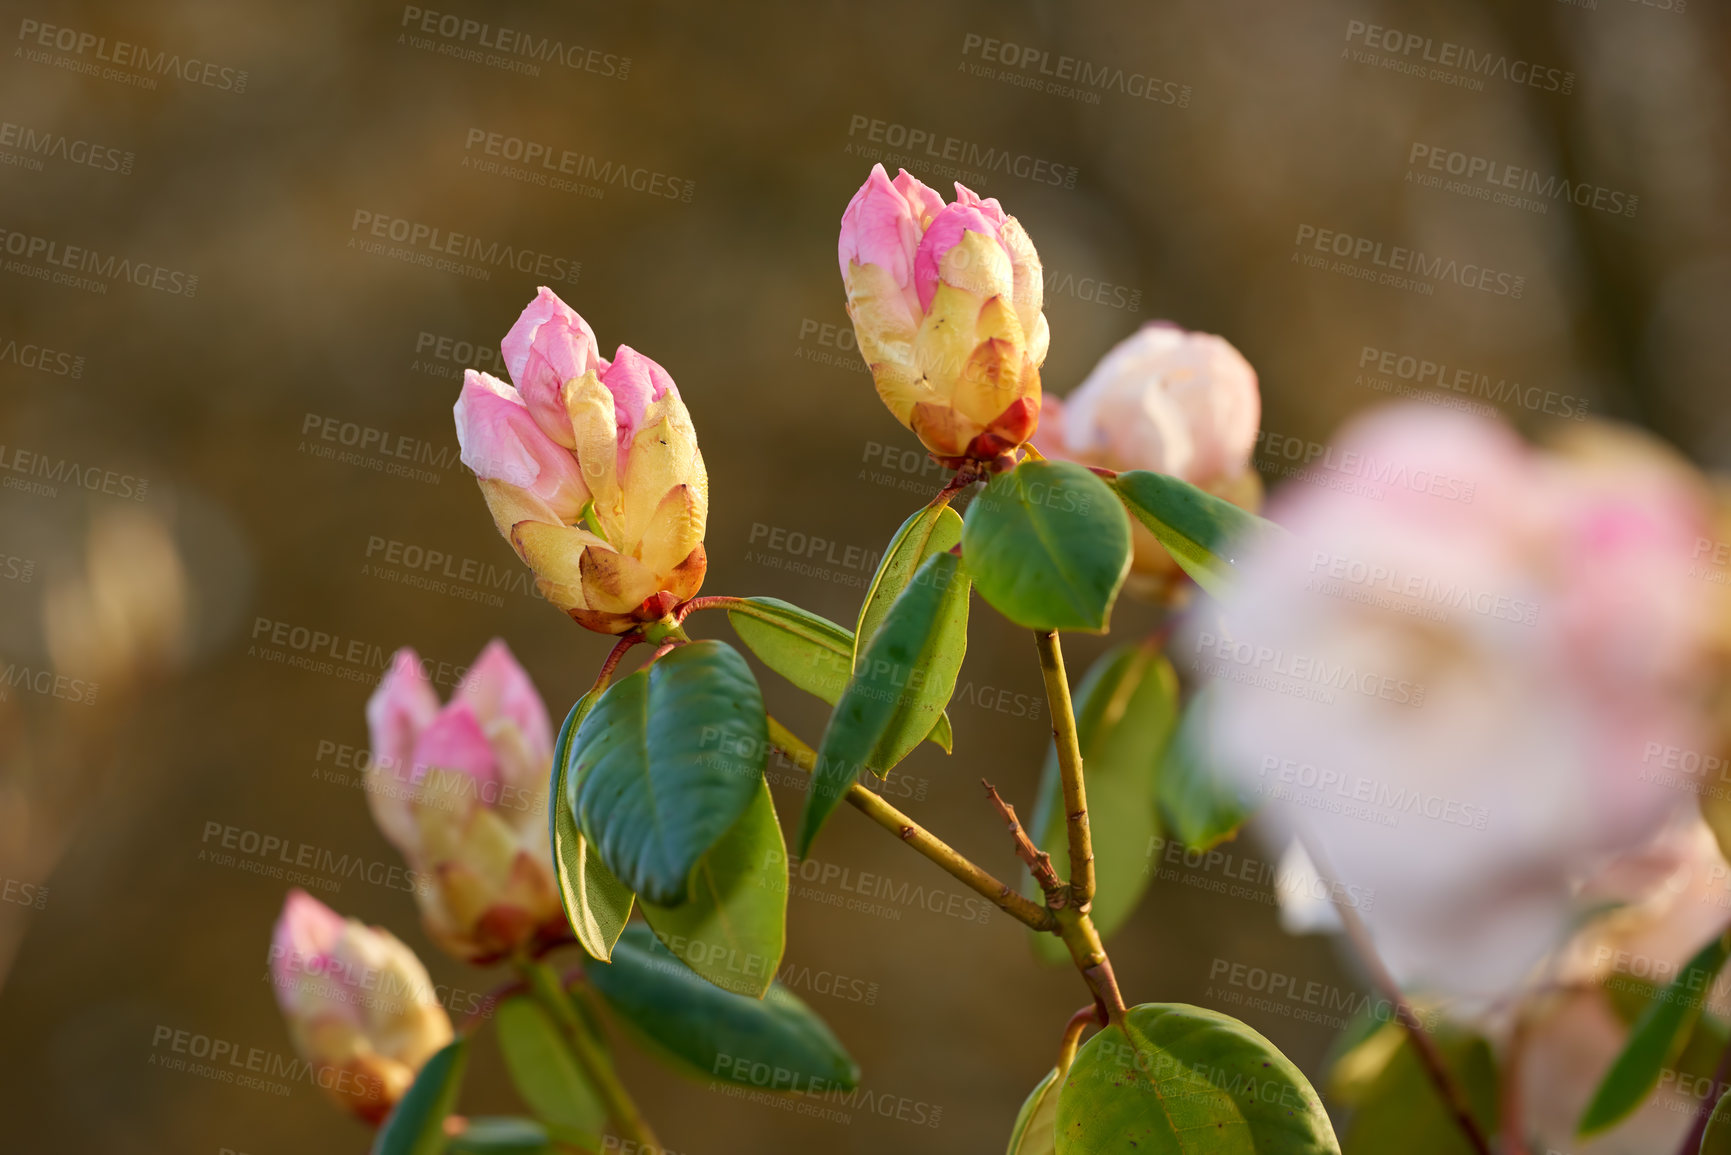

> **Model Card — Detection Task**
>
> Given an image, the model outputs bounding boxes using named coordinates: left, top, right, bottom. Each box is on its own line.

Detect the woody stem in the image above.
left=766, top=718, right=1056, bottom=932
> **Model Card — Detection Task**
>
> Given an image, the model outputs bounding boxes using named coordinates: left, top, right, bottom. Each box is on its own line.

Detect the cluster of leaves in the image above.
left=384, top=457, right=1348, bottom=1154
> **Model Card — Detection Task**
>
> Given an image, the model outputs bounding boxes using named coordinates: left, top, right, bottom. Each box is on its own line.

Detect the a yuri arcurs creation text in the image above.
left=264, top=164, right=1731, bottom=1155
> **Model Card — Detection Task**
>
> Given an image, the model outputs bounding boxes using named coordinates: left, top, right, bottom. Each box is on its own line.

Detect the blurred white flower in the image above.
left=1201, top=404, right=1716, bottom=1002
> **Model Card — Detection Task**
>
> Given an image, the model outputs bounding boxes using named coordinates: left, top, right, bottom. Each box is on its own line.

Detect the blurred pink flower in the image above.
left=269, top=889, right=453, bottom=1124
left=1201, top=404, right=1716, bottom=1001
left=364, top=640, right=564, bottom=963
left=454, top=287, right=707, bottom=634
left=838, top=164, right=1047, bottom=464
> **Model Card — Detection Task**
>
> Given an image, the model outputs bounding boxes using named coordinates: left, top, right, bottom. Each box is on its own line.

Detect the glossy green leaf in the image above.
left=1605, top=973, right=1729, bottom=1082
left=572, top=640, right=768, bottom=905
left=799, top=552, right=970, bottom=855
left=551, top=693, right=634, bottom=962
left=445, top=1118, right=555, bottom=1155
left=1703, top=1090, right=1731, bottom=1155
left=1156, top=686, right=1253, bottom=852
left=1028, top=643, right=1176, bottom=963
left=1008, top=1066, right=1064, bottom=1155
left=1055, top=1003, right=1338, bottom=1154
left=962, top=461, right=1130, bottom=632
left=728, top=595, right=952, bottom=751
left=495, top=997, right=606, bottom=1136
left=1335, top=1020, right=1497, bottom=1155
left=371, top=1037, right=468, bottom=1155
left=584, top=925, right=859, bottom=1091
left=855, top=504, right=964, bottom=666
left=640, top=778, right=787, bottom=998
left=727, top=597, right=854, bottom=706
left=1110, top=471, right=1277, bottom=599
left=1580, top=929, right=1731, bottom=1136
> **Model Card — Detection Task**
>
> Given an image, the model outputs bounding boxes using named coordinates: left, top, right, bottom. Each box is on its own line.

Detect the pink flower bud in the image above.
left=364, top=641, right=566, bottom=964
left=454, top=288, right=709, bottom=634
left=270, top=890, right=453, bottom=1124
left=839, top=164, right=1047, bottom=465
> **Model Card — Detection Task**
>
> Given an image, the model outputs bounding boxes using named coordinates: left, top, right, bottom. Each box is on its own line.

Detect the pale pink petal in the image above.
left=411, top=703, right=501, bottom=793
left=502, top=287, right=584, bottom=387
left=454, top=371, right=588, bottom=520
left=366, top=648, right=439, bottom=777
left=271, top=889, right=344, bottom=998
left=600, top=346, right=677, bottom=467
left=517, top=313, right=601, bottom=449
left=838, top=164, right=941, bottom=294
left=455, top=639, right=551, bottom=762
left=914, top=202, right=1011, bottom=312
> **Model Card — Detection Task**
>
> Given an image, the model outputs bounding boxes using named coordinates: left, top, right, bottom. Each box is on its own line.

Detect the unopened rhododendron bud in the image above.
left=455, top=287, right=707, bottom=635
left=1037, top=322, right=1262, bottom=597
left=838, top=164, right=1047, bottom=465
left=1200, top=405, right=1716, bottom=1003
left=365, top=640, right=565, bottom=963
left=270, top=889, right=454, bottom=1124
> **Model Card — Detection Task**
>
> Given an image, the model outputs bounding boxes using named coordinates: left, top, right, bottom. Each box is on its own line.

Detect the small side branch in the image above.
left=981, top=779, right=1067, bottom=909
left=768, top=718, right=1057, bottom=933
left=1034, top=630, right=1094, bottom=908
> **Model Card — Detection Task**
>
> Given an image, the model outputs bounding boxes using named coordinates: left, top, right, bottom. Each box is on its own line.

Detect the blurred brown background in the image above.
left=0, top=0, right=1726, bottom=1150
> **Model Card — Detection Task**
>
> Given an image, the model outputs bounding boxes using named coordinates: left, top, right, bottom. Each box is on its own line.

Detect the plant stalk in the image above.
left=767, top=718, right=1057, bottom=932
left=1034, top=630, right=1094, bottom=908
left=517, top=958, right=659, bottom=1151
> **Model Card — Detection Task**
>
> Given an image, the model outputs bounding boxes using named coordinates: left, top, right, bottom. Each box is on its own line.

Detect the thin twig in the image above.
left=766, top=717, right=1057, bottom=932
left=592, top=635, right=638, bottom=689
left=1057, top=1003, right=1107, bottom=1074
left=1299, top=833, right=1493, bottom=1155
left=1033, top=630, right=1094, bottom=908
left=981, top=779, right=1067, bottom=908
left=672, top=594, right=746, bottom=623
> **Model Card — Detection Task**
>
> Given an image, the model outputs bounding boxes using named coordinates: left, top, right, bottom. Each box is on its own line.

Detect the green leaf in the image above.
left=1704, top=1090, right=1731, bottom=1155
left=1055, top=1003, right=1338, bottom=1154
left=551, top=693, right=634, bottom=962
left=855, top=504, right=964, bottom=666
left=727, top=597, right=854, bottom=706
left=728, top=595, right=953, bottom=751
left=572, top=640, right=768, bottom=905
left=1007, top=1067, right=1064, bottom=1155
left=371, top=1037, right=468, bottom=1155
left=584, top=925, right=859, bottom=1091
left=962, top=460, right=1130, bottom=632
left=640, top=778, right=788, bottom=998
left=799, top=552, right=970, bottom=855
left=1580, top=929, right=1731, bottom=1136
left=495, top=997, right=606, bottom=1136
left=1109, top=471, right=1277, bottom=599
left=446, top=1118, right=555, bottom=1155
left=1156, top=686, right=1253, bottom=852
left=1028, top=643, right=1176, bottom=964
left=1337, top=1021, right=1497, bottom=1155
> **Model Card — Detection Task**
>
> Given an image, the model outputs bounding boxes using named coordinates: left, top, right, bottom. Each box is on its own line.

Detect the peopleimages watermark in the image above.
left=1354, top=345, right=1589, bottom=420
left=361, top=533, right=538, bottom=608
left=1254, top=755, right=1490, bottom=831
left=746, top=522, right=883, bottom=590
left=149, top=1023, right=368, bottom=1101
left=1255, top=428, right=1478, bottom=505
left=1190, top=631, right=1428, bottom=708
left=248, top=615, right=470, bottom=689
left=409, top=329, right=505, bottom=382
left=396, top=6, right=629, bottom=80
left=198, top=818, right=433, bottom=898
left=310, top=736, right=543, bottom=820
left=1341, top=20, right=1574, bottom=95
left=0, top=332, right=84, bottom=379
left=265, top=944, right=496, bottom=1020
left=16, top=19, right=249, bottom=93
left=297, top=411, right=459, bottom=486
left=1691, top=538, right=1731, bottom=587
left=1144, top=835, right=1375, bottom=914
left=766, top=847, right=996, bottom=927
left=1406, top=143, right=1636, bottom=218
left=845, top=114, right=1079, bottom=190
left=708, top=1053, right=944, bottom=1128
left=0, top=661, right=99, bottom=706
left=0, top=119, right=133, bottom=176
left=1305, top=548, right=1541, bottom=628
left=1206, top=957, right=1442, bottom=1034
left=348, top=211, right=581, bottom=286
left=462, top=128, right=695, bottom=203
left=0, top=442, right=149, bottom=501
left=0, top=226, right=198, bottom=297
left=958, top=33, right=1191, bottom=108
left=1292, top=223, right=1524, bottom=299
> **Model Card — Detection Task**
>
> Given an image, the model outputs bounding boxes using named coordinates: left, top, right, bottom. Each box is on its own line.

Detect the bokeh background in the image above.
left=0, top=0, right=1727, bottom=1151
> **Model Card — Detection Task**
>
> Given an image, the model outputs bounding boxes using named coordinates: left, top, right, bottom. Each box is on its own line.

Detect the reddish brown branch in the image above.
left=982, top=779, right=1068, bottom=909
